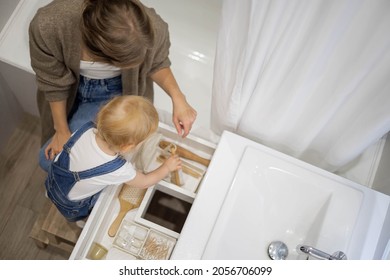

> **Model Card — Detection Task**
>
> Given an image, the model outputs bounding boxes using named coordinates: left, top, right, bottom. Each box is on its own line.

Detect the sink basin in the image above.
left=171, top=131, right=390, bottom=260
left=202, top=146, right=363, bottom=259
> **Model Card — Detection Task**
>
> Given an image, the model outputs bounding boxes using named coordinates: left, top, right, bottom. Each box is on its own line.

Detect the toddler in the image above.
left=45, top=96, right=181, bottom=222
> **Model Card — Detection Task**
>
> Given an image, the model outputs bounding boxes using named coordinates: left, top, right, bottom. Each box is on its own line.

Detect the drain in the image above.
left=268, top=241, right=288, bottom=260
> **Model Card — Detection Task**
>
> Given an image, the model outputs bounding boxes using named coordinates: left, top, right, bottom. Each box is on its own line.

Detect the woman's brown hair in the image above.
left=81, top=0, right=155, bottom=68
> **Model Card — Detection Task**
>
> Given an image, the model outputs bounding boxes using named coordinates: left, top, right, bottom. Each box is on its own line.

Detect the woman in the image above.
left=29, top=0, right=197, bottom=169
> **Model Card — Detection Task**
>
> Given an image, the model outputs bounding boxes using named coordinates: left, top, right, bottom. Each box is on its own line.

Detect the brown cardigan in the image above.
left=29, top=0, right=171, bottom=144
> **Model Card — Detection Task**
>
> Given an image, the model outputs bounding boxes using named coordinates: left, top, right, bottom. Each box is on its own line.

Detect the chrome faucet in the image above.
left=297, top=245, right=347, bottom=260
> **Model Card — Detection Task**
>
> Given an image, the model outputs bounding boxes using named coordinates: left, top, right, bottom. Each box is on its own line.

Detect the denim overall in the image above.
left=45, top=121, right=126, bottom=222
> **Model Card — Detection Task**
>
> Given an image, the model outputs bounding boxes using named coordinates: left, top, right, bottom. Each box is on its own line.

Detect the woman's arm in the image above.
left=151, top=67, right=197, bottom=138
left=44, top=100, right=71, bottom=160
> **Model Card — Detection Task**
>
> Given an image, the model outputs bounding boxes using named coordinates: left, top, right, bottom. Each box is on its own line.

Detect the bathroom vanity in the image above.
left=171, top=131, right=390, bottom=260
left=69, top=127, right=390, bottom=260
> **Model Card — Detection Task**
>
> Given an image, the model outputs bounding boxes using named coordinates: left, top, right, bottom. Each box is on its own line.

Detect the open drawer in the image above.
left=69, top=123, right=216, bottom=260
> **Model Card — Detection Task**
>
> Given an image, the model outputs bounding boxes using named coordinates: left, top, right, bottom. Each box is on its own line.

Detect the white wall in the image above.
left=0, top=0, right=43, bottom=117
left=0, top=0, right=24, bottom=151
left=0, top=62, right=38, bottom=116
left=0, top=0, right=19, bottom=30
left=373, top=133, right=390, bottom=196
left=0, top=65, right=23, bottom=152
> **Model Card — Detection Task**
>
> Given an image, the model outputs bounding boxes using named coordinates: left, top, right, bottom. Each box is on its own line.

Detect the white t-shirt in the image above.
left=80, top=60, right=121, bottom=79
left=55, top=128, right=136, bottom=201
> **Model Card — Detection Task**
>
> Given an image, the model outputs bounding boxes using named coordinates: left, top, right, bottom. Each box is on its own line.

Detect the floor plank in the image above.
left=0, top=115, right=41, bottom=227
left=0, top=114, right=68, bottom=260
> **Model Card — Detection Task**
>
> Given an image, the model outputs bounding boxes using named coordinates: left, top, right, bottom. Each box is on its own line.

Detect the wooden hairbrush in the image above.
left=108, top=184, right=146, bottom=237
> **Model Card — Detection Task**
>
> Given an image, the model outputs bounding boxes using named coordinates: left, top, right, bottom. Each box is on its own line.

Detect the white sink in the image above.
left=171, top=131, right=390, bottom=260
left=203, top=146, right=363, bottom=259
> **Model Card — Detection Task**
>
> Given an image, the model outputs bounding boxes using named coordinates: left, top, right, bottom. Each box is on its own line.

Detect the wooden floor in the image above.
left=0, top=114, right=68, bottom=260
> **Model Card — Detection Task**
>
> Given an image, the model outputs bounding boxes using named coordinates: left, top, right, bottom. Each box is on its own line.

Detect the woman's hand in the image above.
left=172, top=95, right=197, bottom=138
left=45, top=100, right=71, bottom=160
left=151, top=67, right=197, bottom=138
left=44, top=130, right=71, bottom=160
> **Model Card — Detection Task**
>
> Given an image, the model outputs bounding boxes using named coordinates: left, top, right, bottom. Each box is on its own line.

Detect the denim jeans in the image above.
left=39, top=75, right=122, bottom=171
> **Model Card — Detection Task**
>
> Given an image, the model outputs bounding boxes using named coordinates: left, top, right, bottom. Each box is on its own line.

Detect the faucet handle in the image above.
left=297, top=244, right=347, bottom=260
left=332, top=251, right=347, bottom=260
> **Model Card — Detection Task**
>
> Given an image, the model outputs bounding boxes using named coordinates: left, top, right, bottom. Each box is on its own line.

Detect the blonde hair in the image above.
left=96, top=96, right=159, bottom=150
left=81, top=0, right=154, bottom=68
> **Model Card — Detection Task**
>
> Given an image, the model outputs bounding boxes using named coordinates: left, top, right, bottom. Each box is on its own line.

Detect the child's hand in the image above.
left=164, top=154, right=182, bottom=172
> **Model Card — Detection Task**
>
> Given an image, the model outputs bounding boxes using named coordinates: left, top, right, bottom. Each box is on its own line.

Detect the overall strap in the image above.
left=71, top=156, right=127, bottom=182
left=54, top=120, right=127, bottom=181
left=63, top=121, right=96, bottom=152
left=56, top=121, right=95, bottom=168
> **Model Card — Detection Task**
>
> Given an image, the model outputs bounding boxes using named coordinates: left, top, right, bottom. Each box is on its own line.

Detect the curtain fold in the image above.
left=211, top=0, right=390, bottom=172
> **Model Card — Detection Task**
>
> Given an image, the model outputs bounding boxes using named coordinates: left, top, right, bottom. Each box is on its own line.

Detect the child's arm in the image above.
left=125, top=155, right=181, bottom=188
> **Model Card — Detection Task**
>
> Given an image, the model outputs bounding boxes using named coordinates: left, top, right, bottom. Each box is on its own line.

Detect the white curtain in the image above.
left=211, top=0, right=390, bottom=172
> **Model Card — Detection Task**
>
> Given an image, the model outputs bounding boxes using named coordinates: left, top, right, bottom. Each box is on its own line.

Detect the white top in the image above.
left=79, top=60, right=121, bottom=79
left=55, top=128, right=136, bottom=201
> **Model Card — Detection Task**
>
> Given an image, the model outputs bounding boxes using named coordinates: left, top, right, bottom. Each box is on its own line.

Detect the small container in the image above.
left=133, top=227, right=148, bottom=240
left=87, top=242, right=108, bottom=260
left=139, top=230, right=176, bottom=260
left=113, top=221, right=149, bottom=257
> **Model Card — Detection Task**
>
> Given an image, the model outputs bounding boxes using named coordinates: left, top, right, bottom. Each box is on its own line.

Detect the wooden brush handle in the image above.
left=159, top=140, right=210, bottom=167
left=108, top=211, right=127, bottom=237
left=171, top=170, right=182, bottom=186
left=108, top=201, right=134, bottom=237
